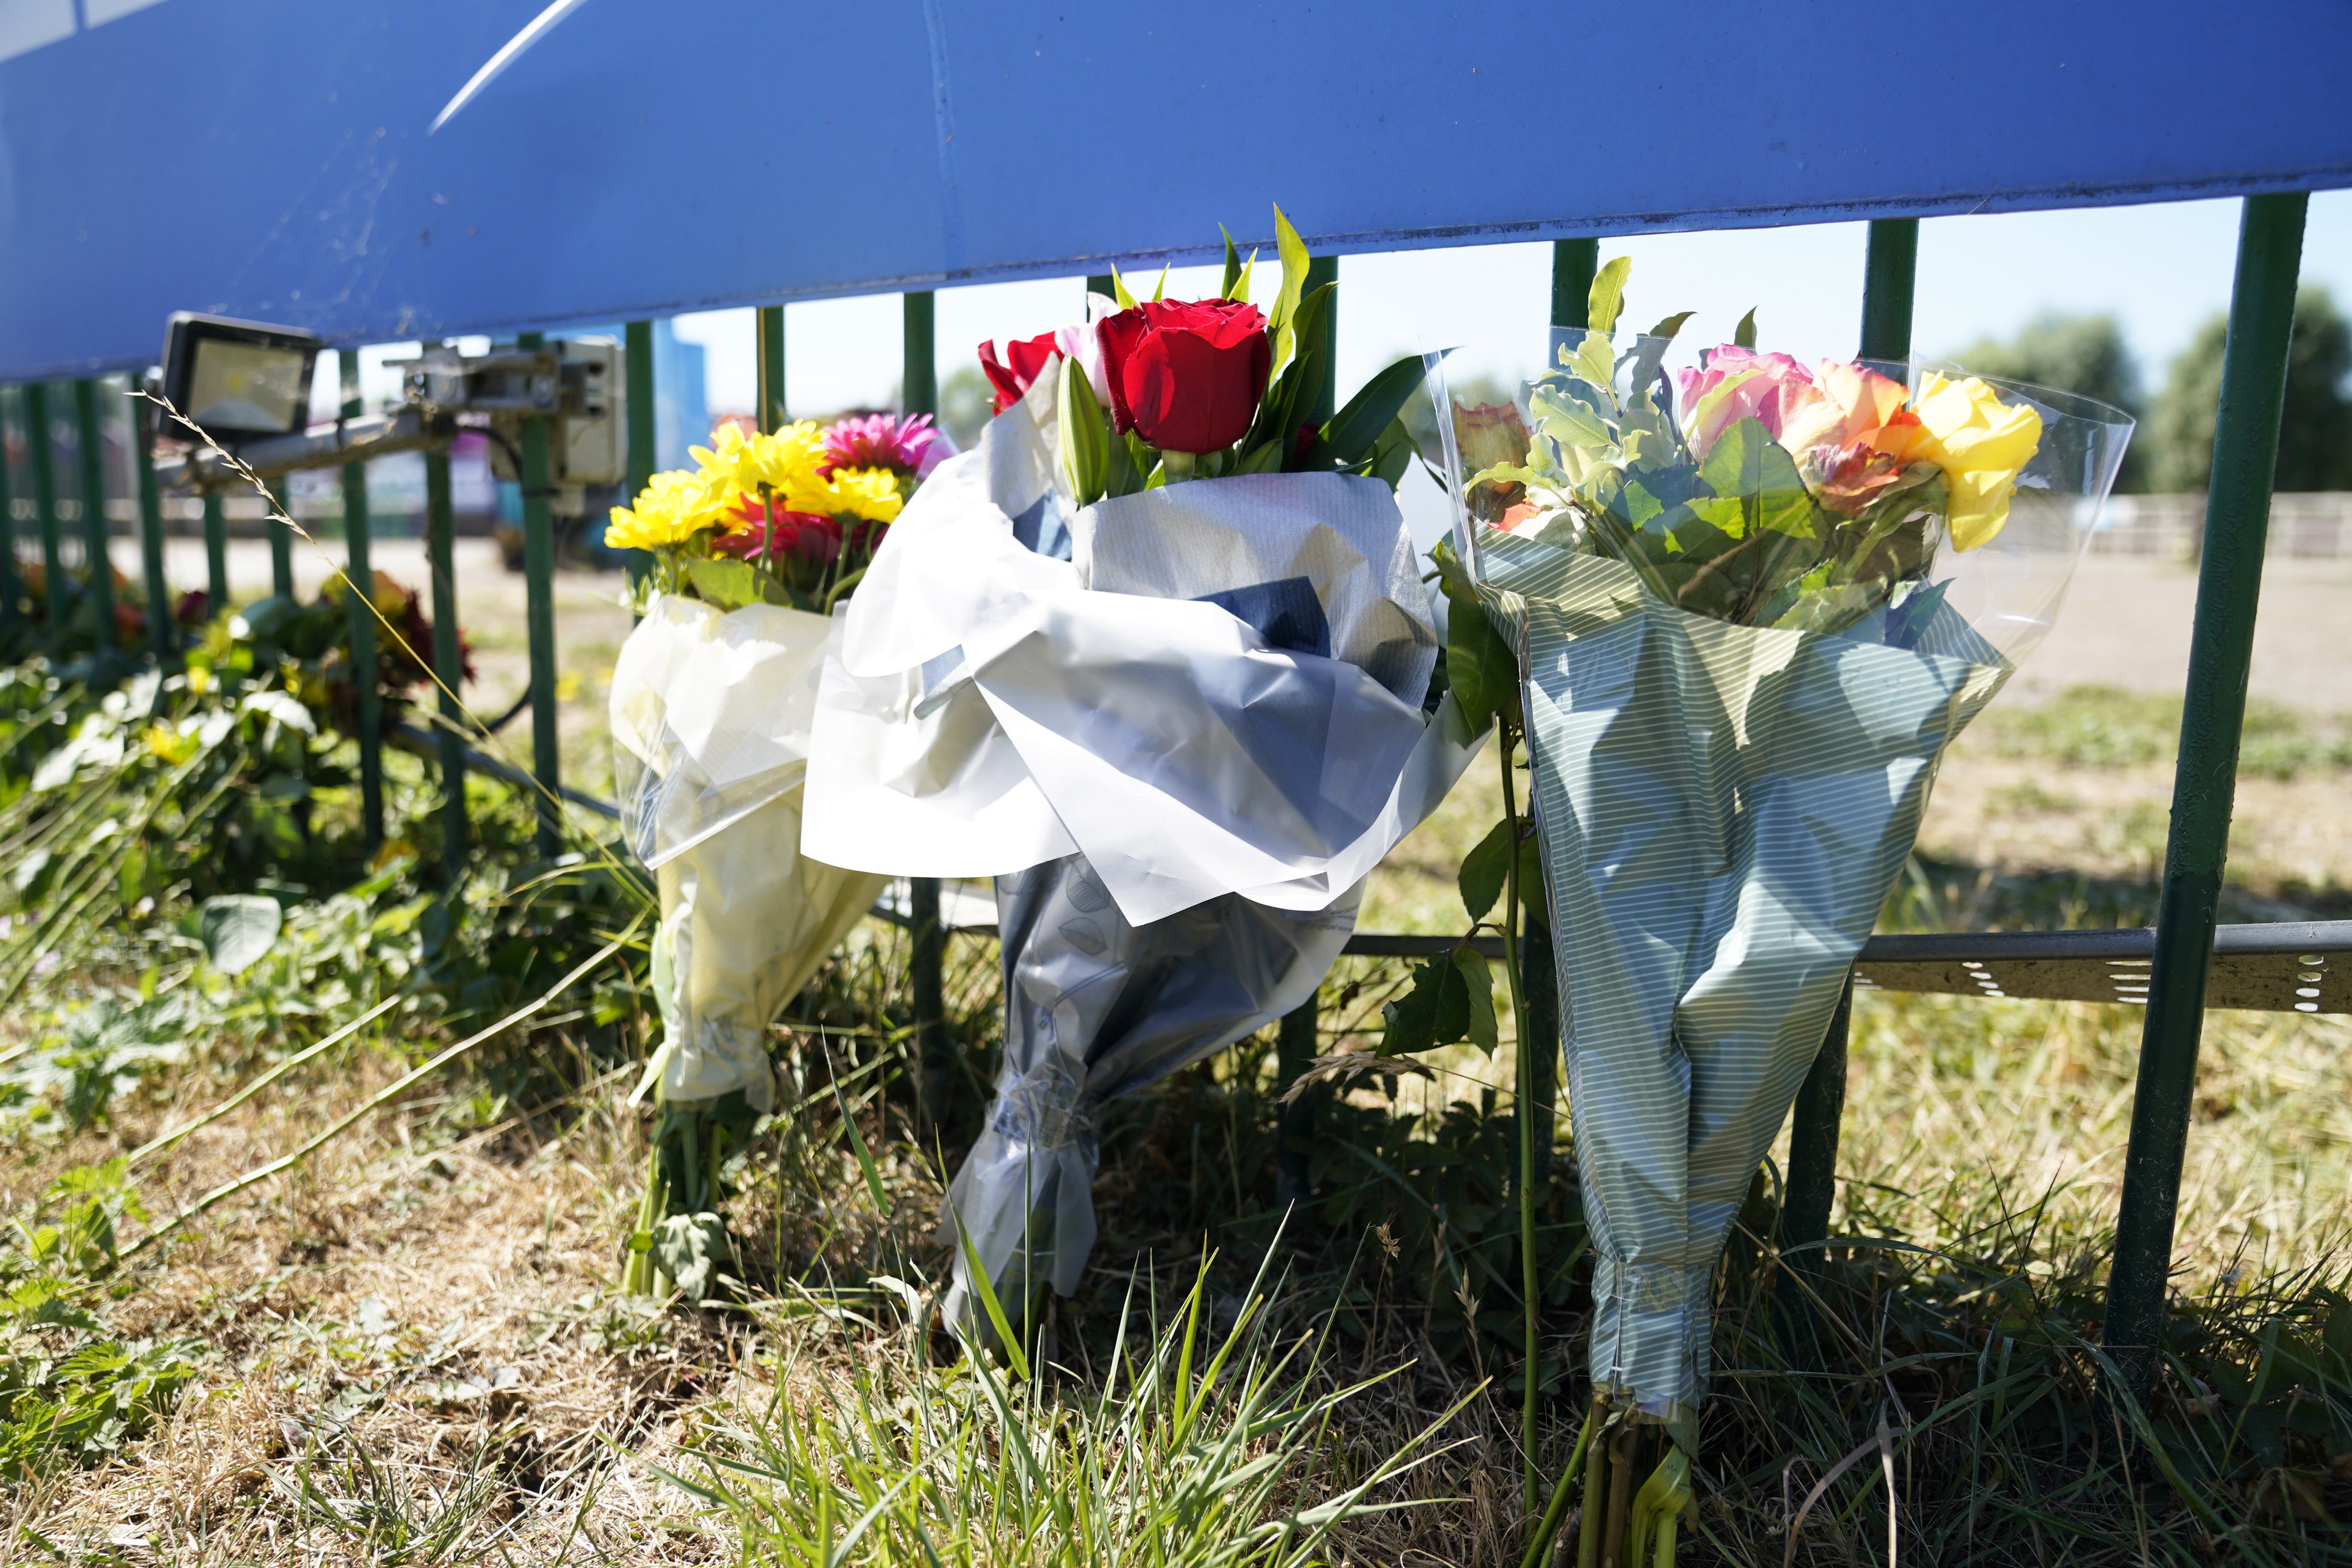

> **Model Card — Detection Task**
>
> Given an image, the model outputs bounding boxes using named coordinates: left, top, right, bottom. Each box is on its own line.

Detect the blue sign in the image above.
left=3, top=0, right=2347, bottom=379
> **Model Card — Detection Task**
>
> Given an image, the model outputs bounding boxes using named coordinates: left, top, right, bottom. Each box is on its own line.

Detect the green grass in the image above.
left=1976, top=684, right=2352, bottom=780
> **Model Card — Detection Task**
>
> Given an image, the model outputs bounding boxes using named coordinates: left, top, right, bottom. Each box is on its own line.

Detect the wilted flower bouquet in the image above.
left=1435, top=262, right=2131, bottom=1561
left=604, top=413, right=940, bottom=1299
left=806, top=208, right=1487, bottom=1335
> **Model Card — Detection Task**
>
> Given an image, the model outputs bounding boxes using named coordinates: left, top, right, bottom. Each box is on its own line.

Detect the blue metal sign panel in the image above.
left=2, top=0, right=2347, bottom=379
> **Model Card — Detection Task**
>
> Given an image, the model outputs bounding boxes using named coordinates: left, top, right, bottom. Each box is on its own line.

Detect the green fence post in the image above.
left=756, top=307, right=786, bottom=436
left=1551, top=239, right=1599, bottom=340
left=268, top=479, right=294, bottom=599
left=424, top=421, right=467, bottom=882
left=0, top=388, right=19, bottom=631
left=72, top=379, right=117, bottom=664
left=1776, top=217, right=1917, bottom=1335
left=1274, top=998, right=1319, bottom=1209
left=623, top=320, right=657, bottom=606
left=903, top=290, right=950, bottom=1125
left=338, top=349, right=384, bottom=849
left=129, top=386, right=172, bottom=659
left=1530, top=239, right=1594, bottom=1183
left=2104, top=192, right=2307, bottom=1406
left=27, top=383, right=65, bottom=632
left=202, top=490, right=229, bottom=611
left=1859, top=218, right=1919, bottom=363
left=517, top=331, right=563, bottom=859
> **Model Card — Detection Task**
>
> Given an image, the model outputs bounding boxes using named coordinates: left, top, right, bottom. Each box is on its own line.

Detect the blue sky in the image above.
left=674, top=192, right=2352, bottom=419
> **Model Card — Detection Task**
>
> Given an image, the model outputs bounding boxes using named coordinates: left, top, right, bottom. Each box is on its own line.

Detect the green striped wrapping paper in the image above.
left=1472, top=523, right=2009, bottom=1425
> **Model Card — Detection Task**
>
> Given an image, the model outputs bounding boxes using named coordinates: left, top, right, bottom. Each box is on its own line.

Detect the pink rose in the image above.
left=1675, top=345, right=1823, bottom=457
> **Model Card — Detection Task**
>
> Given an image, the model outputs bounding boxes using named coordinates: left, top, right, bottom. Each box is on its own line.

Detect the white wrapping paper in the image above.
left=611, top=595, right=888, bottom=1109
left=803, top=386, right=1481, bottom=925
left=803, top=389, right=1488, bottom=1327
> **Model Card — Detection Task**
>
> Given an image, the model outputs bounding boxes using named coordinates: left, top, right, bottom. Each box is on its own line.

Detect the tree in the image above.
left=1952, top=313, right=2149, bottom=491
left=2149, top=285, right=2352, bottom=494
left=937, top=364, right=995, bottom=453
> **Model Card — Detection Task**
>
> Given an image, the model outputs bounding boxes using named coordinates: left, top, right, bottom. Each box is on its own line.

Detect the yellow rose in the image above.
left=1909, top=372, right=2043, bottom=550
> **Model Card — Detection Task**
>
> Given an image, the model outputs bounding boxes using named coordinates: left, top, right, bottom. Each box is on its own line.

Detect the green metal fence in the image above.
left=0, top=195, right=2320, bottom=1401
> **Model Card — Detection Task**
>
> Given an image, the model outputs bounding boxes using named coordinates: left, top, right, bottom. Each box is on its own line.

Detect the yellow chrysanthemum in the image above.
left=690, top=421, right=828, bottom=497
left=1909, top=372, right=2043, bottom=551
left=783, top=466, right=904, bottom=525
left=604, top=467, right=728, bottom=551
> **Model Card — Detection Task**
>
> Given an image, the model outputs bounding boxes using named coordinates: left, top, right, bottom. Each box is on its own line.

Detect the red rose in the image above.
left=978, top=332, right=1061, bottom=414
left=1095, top=299, right=1270, bottom=454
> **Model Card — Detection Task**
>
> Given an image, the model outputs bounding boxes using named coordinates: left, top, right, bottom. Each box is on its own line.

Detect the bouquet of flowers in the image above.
left=1435, top=262, right=2132, bottom=1558
left=605, top=412, right=940, bottom=1299
left=804, top=209, right=1488, bottom=1333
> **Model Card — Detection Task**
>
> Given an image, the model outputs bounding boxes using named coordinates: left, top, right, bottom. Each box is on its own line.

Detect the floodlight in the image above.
left=158, top=313, right=322, bottom=442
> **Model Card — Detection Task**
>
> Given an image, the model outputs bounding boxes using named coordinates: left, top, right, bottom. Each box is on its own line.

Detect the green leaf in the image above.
left=1429, top=537, right=1479, bottom=607
left=1320, top=356, right=1429, bottom=467
left=1057, top=354, right=1111, bottom=506
left=1110, top=266, right=1138, bottom=310
left=1696, top=417, right=1813, bottom=540
left=1221, top=228, right=1242, bottom=299
left=683, top=557, right=785, bottom=612
left=1454, top=947, right=1499, bottom=1053
left=1147, top=264, right=1169, bottom=303
left=1733, top=307, right=1759, bottom=349
left=1587, top=255, right=1632, bottom=337
left=1648, top=311, right=1696, bottom=340
left=1459, top=818, right=1514, bottom=921
left=1268, top=203, right=1313, bottom=375
left=1367, top=414, right=1416, bottom=489
left=1380, top=955, right=1467, bottom=1055
left=1444, top=591, right=1517, bottom=732
left=196, top=895, right=280, bottom=975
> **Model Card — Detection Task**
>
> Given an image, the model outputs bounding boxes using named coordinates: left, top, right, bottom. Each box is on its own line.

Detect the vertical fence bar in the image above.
left=1274, top=998, right=1318, bottom=1209
left=1859, top=218, right=1919, bottom=363
left=28, top=384, right=65, bottom=631
left=1551, top=239, right=1599, bottom=338
left=2104, top=193, right=2306, bottom=1405
left=516, top=331, right=563, bottom=858
left=268, top=479, right=294, bottom=599
left=1782, top=979, right=1852, bottom=1259
left=0, top=389, right=19, bottom=630
left=338, top=349, right=385, bottom=848
left=756, top=307, right=786, bottom=436
left=903, top=290, right=948, bottom=1124
left=623, top=320, right=657, bottom=605
left=1304, top=255, right=1338, bottom=425
left=202, top=491, right=228, bottom=611
left=1529, top=239, right=1592, bottom=1186
left=130, top=390, right=172, bottom=657
left=1776, top=216, right=1921, bottom=1296
left=72, top=379, right=116, bottom=663
left=424, top=429, right=467, bottom=882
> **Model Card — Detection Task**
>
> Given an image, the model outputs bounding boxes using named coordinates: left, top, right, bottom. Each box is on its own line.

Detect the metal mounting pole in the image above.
left=756, top=307, right=786, bottom=435
left=903, top=290, right=948, bottom=1124
left=72, top=379, right=116, bottom=663
left=2104, top=192, right=2306, bottom=1404
left=268, top=480, right=294, bottom=599
left=339, top=349, right=384, bottom=848
left=130, top=388, right=172, bottom=658
left=27, top=383, right=65, bottom=631
left=424, top=407, right=467, bottom=882
left=516, top=331, right=563, bottom=859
